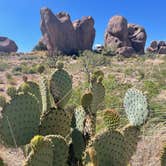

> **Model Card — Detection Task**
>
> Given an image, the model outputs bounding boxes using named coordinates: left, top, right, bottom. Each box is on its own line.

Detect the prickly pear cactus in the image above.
left=0, top=93, right=40, bottom=146
left=23, top=135, right=53, bottom=166
left=50, top=61, right=72, bottom=108
left=46, top=135, right=69, bottom=166
left=90, top=70, right=105, bottom=114
left=39, top=76, right=51, bottom=114
left=71, top=129, right=85, bottom=161
left=124, top=88, right=149, bottom=126
left=103, top=109, right=120, bottom=130
left=6, top=86, right=17, bottom=98
left=83, top=130, right=127, bottom=166
left=19, top=81, right=42, bottom=113
left=39, top=108, right=72, bottom=138
left=161, top=143, right=166, bottom=166
left=74, top=106, right=86, bottom=132
left=0, top=96, right=6, bottom=108
left=122, top=124, right=141, bottom=162
left=81, top=92, right=93, bottom=110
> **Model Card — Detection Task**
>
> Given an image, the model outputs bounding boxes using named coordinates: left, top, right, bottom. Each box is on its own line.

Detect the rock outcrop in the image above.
left=40, top=7, right=95, bottom=55
left=104, top=15, right=147, bottom=57
left=147, top=41, right=166, bottom=54
left=0, top=37, right=18, bottom=53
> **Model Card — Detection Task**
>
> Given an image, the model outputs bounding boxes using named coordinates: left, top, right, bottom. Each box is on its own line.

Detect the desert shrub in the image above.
left=33, top=42, right=47, bottom=51
left=0, top=62, right=9, bottom=72
left=143, top=80, right=160, bottom=99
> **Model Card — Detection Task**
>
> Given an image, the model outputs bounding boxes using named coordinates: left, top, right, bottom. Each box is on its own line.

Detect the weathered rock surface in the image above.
left=104, top=15, right=147, bottom=56
left=116, top=46, right=135, bottom=57
left=40, top=7, right=95, bottom=55
left=0, top=37, right=18, bottom=53
left=147, top=40, right=166, bottom=54
left=128, top=24, right=147, bottom=54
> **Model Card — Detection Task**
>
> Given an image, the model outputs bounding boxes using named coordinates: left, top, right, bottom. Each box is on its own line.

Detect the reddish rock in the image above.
left=128, top=24, right=147, bottom=54
left=40, top=8, right=95, bottom=55
left=147, top=40, right=166, bottom=54
left=158, top=46, right=166, bottom=54
left=116, top=46, right=135, bottom=57
left=0, top=36, right=18, bottom=53
left=104, top=15, right=147, bottom=57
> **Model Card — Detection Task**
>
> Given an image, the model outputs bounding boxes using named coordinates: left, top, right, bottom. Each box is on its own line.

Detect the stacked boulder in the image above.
left=104, top=15, right=147, bottom=57
left=0, top=36, right=18, bottom=53
left=40, top=7, right=95, bottom=55
left=147, top=40, right=166, bottom=54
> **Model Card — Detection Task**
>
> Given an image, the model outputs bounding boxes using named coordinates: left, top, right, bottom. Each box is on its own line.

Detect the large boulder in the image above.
left=104, top=15, right=147, bottom=57
left=128, top=24, right=147, bottom=54
left=0, top=36, right=18, bottom=53
left=147, top=40, right=166, bottom=54
left=40, top=7, right=95, bottom=55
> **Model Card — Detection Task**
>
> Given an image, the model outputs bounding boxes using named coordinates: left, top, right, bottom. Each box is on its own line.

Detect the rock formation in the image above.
left=104, top=15, right=147, bottom=57
left=0, top=36, right=18, bottom=53
left=40, top=7, right=95, bottom=55
left=147, top=41, right=166, bottom=54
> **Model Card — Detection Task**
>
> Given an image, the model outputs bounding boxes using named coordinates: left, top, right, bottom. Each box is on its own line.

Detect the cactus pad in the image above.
left=39, top=76, right=51, bottom=114
left=103, top=109, right=120, bottom=130
left=50, top=66, right=72, bottom=108
left=6, top=86, right=17, bottom=98
left=81, top=92, right=93, bottom=110
left=74, top=106, right=86, bottom=132
left=0, top=93, right=40, bottom=146
left=46, top=135, right=69, bottom=166
left=19, top=81, right=42, bottom=112
left=39, top=108, right=72, bottom=138
left=84, top=130, right=127, bottom=166
left=23, top=135, right=53, bottom=166
left=90, top=82, right=105, bottom=113
left=124, top=88, right=149, bottom=126
left=71, top=129, right=85, bottom=160
left=0, top=96, right=6, bottom=108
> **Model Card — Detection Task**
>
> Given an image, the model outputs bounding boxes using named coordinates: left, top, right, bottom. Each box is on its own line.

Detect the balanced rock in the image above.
left=104, top=15, right=147, bottom=57
left=147, top=40, right=166, bottom=54
left=0, top=36, right=18, bottom=53
left=40, top=7, right=95, bottom=55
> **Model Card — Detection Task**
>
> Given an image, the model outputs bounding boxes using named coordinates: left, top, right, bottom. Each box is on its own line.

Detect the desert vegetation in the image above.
left=0, top=50, right=165, bottom=166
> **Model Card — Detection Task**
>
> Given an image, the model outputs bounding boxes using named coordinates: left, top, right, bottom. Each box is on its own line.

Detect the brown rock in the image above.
left=158, top=46, right=166, bottom=54
left=104, top=15, right=147, bottom=57
left=146, top=41, right=158, bottom=53
left=128, top=24, right=147, bottom=54
left=40, top=7, right=95, bottom=55
left=147, top=40, right=166, bottom=54
left=116, top=46, right=135, bottom=57
left=0, top=36, right=18, bottom=53
left=106, top=15, right=128, bottom=41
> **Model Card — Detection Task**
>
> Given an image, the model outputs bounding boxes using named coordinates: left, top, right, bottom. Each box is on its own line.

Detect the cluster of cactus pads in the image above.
left=0, top=61, right=152, bottom=166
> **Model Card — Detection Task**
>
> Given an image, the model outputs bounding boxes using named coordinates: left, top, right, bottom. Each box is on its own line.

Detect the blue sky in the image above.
left=0, top=0, right=166, bottom=52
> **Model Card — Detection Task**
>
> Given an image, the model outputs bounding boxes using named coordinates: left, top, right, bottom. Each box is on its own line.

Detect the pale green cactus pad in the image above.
left=46, top=135, right=69, bottom=166
left=23, top=135, right=53, bottom=166
left=0, top=93, right=40, bottom=146
left=74, top=106, right=86, bottom=132
left=124, top=88, right=149, bottom=126
left=39, top=108, right=72, bottom=138
left=50, top=66, right=72, bottom=108
left=39, top=76, right=51, bottom=114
